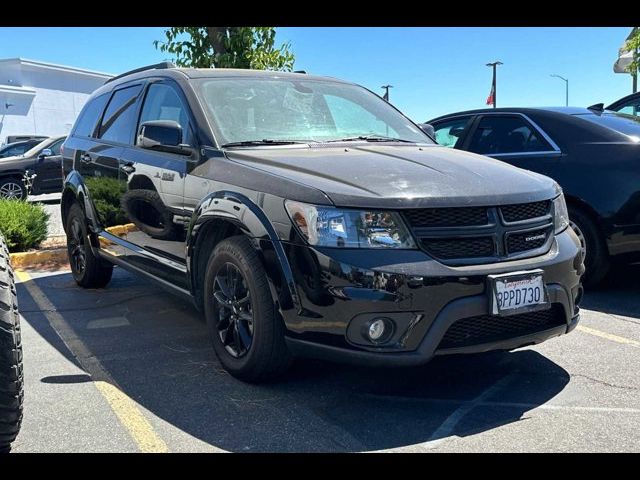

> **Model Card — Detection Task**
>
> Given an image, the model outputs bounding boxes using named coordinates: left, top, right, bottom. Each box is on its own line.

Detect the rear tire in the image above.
left=0, top=233, right=23, bottom=452
left=568, top=206, right=609, bottom=287
left=203, top=236, right=291, bottom=382
left=0, top=177, right=26, bottom=201
left=66, top=203, right=113, bottom=288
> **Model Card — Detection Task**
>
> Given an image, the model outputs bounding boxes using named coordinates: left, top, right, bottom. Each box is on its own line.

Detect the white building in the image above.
left=0, top=58, right=113, bottom=145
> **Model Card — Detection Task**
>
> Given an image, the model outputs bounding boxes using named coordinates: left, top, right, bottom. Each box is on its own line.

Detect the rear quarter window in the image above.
left=72, top=93, right=110, bottom=138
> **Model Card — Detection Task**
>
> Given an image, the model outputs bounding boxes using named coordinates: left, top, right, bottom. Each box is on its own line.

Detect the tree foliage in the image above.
left=154, top=27, right=294, bottom=71
left=624, top=27, right=640, bottom=76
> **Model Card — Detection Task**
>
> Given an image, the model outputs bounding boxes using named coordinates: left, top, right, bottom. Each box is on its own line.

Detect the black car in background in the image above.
left=0, top=135, right=66, bottom=199
left=427, top=107, right=640, bottom=286
left=0, top=139, right=45, bottom=158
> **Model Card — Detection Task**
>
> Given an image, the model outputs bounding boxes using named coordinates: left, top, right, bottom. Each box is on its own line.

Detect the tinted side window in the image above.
left=616, top=101, right=639, bottom=117
left=49, top=139, right=65, bottom=155
left=138, top=83, right=192, bottom=144
left=468, top=116, right=552, bottom=155
left=433, top=117, right=472, bottom=148
left=99, top=85, right=143, bottom=144
left=73, top=93, right=109, bottom=138
left=4, top=144, right=28, bottom=156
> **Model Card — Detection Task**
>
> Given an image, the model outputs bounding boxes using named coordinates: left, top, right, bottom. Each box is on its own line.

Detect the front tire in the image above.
left=66, top=203, right=113, bottom=288
left=568, top=207, right=609, bottom=287
left=203, top=236, right=291, bottom=382
left=0, top=233, right=23, bottom=452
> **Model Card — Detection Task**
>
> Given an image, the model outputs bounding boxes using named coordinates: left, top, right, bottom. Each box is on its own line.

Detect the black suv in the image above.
left=61, top=63, right=583, bottom=382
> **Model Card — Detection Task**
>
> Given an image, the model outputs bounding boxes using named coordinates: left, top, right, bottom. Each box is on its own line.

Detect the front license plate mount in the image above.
left=488, top=269, right=550, bottom=316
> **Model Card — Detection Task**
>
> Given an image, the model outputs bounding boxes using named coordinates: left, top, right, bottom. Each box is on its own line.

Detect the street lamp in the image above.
left=550, top=74, right=569, bottom=106
left=486, top=61, right=503, bottom=108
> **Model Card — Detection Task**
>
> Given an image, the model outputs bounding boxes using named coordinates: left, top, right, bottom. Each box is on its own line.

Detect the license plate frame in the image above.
left=488, top=269, right=550, bottom=316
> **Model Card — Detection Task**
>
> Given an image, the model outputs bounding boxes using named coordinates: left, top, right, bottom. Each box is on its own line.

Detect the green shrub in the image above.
left=0, top=199, right=49, bottom=252
left=84, top=177, right=128, bottom=227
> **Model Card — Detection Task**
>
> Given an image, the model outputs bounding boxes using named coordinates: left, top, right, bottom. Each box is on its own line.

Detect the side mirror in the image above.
left=137, top=120, right=192, bottom=156
left=419, top=123, right=436, bottom=139
left=39, top=148, right=53, bottom=159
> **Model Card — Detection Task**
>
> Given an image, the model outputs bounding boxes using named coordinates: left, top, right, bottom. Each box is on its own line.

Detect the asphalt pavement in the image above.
left=9, top=263, right=640, bottom=452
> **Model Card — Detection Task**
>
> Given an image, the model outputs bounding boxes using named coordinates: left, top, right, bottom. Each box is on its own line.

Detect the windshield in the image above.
left=574, top=112, right=640, bottom=141
left=193, top=77, right=432, bottom=146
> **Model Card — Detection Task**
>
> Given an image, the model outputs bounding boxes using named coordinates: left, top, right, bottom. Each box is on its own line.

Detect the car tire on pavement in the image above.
left=568, top=206, right=609, bottom=287
left=66, top=202, right=113, bottom=288
left=204, top=235, right=292, bottom=382
left=0, top=233, right=23, bottom=453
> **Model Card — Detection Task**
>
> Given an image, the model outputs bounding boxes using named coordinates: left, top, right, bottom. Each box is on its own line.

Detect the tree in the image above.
left=153, top=27, right=294, bottom=71
left=624, top=27, right=639, bottom=78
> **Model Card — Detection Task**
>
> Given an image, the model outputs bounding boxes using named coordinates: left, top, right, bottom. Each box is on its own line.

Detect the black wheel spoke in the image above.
left=213, top=290, right=230, bottom=306
left=232, top=321, right=243, bottom=352
left=235, top=294, right=250, bottom=307
left=236, top=318, right=252, bottom=350
left=215, top=275, right=232, bottom=299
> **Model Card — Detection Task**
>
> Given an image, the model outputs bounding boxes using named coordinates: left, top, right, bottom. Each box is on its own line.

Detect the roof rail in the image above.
left=105, top=61, right=176, bottom=84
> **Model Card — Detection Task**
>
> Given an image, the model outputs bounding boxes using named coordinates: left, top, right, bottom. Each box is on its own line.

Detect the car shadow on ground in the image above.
left=17, top=269, right=571, bottom=452
left=581, top=263, right=640, bottom=320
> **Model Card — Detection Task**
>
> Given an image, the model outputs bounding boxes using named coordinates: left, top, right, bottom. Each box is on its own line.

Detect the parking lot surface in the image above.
left=10, top=264, right=640, bottom=452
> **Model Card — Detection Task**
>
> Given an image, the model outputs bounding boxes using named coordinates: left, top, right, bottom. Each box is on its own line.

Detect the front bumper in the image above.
left=280, top=228, right=583, bottom=366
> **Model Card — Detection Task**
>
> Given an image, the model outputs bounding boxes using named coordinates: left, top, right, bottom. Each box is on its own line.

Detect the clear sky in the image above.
left=0, top=26, right=634, bottom=121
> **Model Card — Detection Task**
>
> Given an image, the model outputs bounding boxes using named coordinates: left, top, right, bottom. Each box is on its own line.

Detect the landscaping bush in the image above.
left=84, top=177, right=128, bottom=227
left=0, top=199, right=49, bottom=252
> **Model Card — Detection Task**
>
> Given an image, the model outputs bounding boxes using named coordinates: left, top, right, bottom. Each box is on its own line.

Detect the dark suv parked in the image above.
left=61, top=64, right=583, bottom=382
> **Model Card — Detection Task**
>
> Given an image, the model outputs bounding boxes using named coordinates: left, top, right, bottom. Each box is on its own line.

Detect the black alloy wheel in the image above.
left=213, top=262, right=254, bottom=358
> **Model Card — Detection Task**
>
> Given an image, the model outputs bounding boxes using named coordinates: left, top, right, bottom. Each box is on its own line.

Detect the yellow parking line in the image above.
left=577, top=325, right=640, bottom=348
left=15, top=269, right=168, bottom=453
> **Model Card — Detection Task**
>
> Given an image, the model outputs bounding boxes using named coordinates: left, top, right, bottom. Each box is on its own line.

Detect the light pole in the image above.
left=381, top=85, right=393, bottom=102
left=486, top=61, right=503, bottom=108
left=550, top=74, right=569, bottom=106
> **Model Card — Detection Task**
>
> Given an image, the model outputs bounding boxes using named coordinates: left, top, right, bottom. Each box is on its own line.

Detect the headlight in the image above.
left=553, top=193, right=569, bottom=234
left=285, top=200, right=416, bottom=249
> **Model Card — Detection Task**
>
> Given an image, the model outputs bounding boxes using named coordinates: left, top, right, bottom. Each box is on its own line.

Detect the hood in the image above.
left=224, top=144, right=558, bottom=209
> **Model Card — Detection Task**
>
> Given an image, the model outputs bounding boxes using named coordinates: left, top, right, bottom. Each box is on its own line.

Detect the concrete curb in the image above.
left=9, top=223, right=136, bottom=269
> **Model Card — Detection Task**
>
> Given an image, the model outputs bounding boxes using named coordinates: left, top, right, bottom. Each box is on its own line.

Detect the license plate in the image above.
left=488, top=270, right=549, bottom=316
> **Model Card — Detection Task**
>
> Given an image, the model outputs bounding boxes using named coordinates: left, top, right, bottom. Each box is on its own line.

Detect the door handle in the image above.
left=80, top=153, right=92, bottom=164
left=120, top=162, right=136, bottom=175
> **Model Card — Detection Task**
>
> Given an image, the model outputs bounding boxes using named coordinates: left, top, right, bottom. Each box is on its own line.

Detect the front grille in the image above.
left=403, top=207, right=488, bottom=227
left=501, top=201, right=550, bottom=223
left=421, top=237, right=494, bottom=259
left=403, top=200, right=554, bottom=264
left=438, top=304, right=565, bottom=350
left=507, top=226, right=552, bottom=254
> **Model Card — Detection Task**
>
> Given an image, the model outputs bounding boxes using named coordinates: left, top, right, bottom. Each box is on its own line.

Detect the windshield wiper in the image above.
left=220, top=139, right=311, bottom=148
left=325, top=135, right=416, bottom=143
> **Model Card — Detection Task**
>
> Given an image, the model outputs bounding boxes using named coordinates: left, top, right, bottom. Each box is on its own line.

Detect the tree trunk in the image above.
left=206, top=27, right=228, bottom=67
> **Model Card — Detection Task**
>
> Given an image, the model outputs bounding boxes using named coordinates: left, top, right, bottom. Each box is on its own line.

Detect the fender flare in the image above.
left=187, top=191, right=301, bottom=313
left=61, top=170, right=101, bottom=235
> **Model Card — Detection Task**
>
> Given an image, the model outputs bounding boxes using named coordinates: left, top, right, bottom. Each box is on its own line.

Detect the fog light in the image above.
left=364, top=317, right=394, bottom=344
left=368, top=319, right=386, bottom=341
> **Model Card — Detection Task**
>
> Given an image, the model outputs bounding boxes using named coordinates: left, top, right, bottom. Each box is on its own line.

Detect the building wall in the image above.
left=0, top=60, right=111, bottom=145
